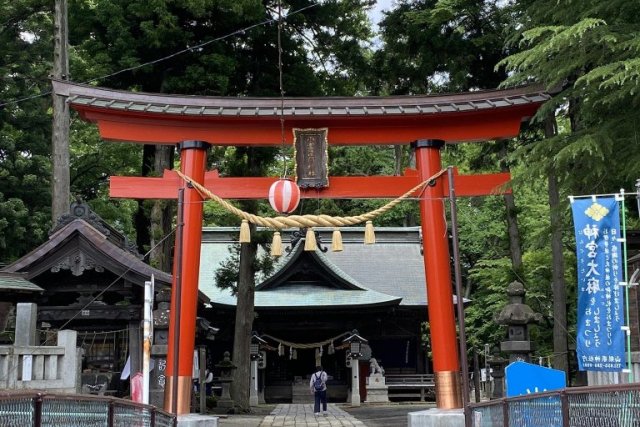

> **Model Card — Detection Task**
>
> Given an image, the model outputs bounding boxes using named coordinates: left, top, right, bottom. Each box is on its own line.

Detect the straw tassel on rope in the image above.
left=331, top=228, right=343, bottom=252
left=271, top=231, right=283, bottom=257
left=239, top=219, right=251, bottom=243
left=304, top=228, right=316, bottom=251
left=364, top=220, right=375, bottom=244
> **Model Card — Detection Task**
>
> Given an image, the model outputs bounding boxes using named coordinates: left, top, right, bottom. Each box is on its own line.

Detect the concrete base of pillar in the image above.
left=408, top=408, right=465, bottom=427
left=177, top=414, right=218, bottom=427
left=249, top=393, right=259, bottom=406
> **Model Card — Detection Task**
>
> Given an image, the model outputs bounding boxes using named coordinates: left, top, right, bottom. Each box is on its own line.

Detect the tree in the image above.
left=371, top=0, right=509, bottom=94
left=0, top=0, right=54, bottom=264
left=498, top=0, right=640, bottom=375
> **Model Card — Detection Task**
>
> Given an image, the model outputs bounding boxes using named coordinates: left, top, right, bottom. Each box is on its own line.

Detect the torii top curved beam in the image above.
left=53, top=80, right=549, bottom=145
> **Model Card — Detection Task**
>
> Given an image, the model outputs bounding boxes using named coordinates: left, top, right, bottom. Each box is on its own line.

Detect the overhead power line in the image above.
left=0, top=4, right=317, bottom=109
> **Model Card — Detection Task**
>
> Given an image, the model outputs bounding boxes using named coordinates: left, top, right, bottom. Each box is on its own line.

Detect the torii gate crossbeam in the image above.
left=54, top=80, right=548, bottom=414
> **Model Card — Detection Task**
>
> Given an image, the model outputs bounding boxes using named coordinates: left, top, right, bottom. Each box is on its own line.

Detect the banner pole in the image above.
left=619, top=190, right=634, bottom=383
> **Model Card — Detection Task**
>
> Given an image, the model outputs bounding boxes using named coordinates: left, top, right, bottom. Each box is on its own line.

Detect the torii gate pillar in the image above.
left=413, top=139, right=462, bottom=408
left=164, top=140, right=209, bottom=414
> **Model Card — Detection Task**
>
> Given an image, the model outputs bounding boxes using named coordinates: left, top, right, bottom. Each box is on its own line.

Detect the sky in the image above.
left=369, top=0, right=394, bottom=26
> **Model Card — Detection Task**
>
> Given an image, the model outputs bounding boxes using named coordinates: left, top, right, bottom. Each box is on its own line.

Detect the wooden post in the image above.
left=473, top=349, right=481, bottom=403
left=51, top=0, right=70, bottom=221
left=199, top=346, right=207, bottom=414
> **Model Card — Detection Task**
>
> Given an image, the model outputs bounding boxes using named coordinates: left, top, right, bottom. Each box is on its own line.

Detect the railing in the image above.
left=0, top=391, right=176, bottom=426
left=0, top=330, right=80, bottom=393
left=469, top=383, right=640, bottom=426
left=385, top=374, right=435, bottom=401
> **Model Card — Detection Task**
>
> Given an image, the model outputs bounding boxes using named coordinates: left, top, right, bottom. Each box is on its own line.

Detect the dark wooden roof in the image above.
left=2, top=219, right=173, bottom=290
left=53, top=80, right=549, bottom=119
left=51, top=199, right=140, bottom=256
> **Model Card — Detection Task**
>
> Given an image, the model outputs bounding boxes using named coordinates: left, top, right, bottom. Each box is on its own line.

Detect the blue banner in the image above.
left=572, top=197, right=625, bottom=372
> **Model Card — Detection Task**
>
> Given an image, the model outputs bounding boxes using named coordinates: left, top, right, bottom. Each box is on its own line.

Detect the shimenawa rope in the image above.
left=175, top=169, right=447, bottom=230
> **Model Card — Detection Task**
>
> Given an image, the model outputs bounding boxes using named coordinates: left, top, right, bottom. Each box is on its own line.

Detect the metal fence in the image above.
left=469, top=383, right=640, bottom=426
left=0, top=391, right=176, bottom=427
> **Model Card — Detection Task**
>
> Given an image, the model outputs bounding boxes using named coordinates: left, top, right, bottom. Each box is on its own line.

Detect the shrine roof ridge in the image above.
left=53, top=80, right=550, bottom=118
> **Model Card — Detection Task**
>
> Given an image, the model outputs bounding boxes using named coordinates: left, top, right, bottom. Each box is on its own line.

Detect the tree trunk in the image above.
left=545, top=115, right=569, bottom=376
left=394, top=145, right=403, bottom=176
left=134, top=145, right=155, bottom=253
left=498, top=140, right=523, bottom=275
left=51, top=0, right=70, bottom=222
left=150, top=145, right=175, bottom=271
left=230, top=223, right=257, bottom=411
left=227, top=147, right=262, bottom=411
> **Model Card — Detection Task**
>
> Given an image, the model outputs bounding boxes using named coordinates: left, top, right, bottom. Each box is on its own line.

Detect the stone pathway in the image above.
left=256, top=404, right=366, bottom=426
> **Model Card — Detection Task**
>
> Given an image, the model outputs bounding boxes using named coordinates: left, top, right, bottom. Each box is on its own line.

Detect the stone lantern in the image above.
left=494, top=281, right=543, bottom=363
left=487, top=347, right=507, bottom=399
left=215, top=351, right=237, bottom=409
left=343, top=330, right=367, bottom=407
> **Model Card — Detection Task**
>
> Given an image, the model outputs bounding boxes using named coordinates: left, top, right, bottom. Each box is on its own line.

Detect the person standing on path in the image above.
left=309, top=365, right=328, bottom=416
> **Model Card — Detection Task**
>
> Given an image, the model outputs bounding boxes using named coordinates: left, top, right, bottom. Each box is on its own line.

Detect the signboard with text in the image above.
left=293, top=128, right=329, bottom=189
left=571, top=197, right=625, bottom=372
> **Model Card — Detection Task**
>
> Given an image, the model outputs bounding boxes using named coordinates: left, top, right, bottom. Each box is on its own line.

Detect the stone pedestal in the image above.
left=217, top=379, right=234, bottom=409
left=365, top=374, right=389, bottom=403
left=408, top=408, right=465, bottom=427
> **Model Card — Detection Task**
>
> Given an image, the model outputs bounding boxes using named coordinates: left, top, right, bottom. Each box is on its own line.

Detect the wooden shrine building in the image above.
left=199, top=226, right=448, bottom=402
left=0, top=200, right=212, bottom=397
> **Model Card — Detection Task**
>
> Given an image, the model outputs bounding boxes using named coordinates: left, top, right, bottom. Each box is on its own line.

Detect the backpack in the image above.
left=313, top=372, right=324, bottom=391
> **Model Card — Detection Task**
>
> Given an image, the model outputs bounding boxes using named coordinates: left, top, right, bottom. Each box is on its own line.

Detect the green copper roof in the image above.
left=198, top=227, right=436, bottom=308
left=214, top=284, right=401, bottom=308
left=0, top=273, right=43, bottom=292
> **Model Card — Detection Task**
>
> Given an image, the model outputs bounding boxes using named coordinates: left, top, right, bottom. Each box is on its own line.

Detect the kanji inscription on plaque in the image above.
left=293, top=128, right=329, bottom=189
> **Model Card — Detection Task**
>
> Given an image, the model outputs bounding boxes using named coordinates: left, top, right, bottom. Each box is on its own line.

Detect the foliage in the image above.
left=3, top=0, right=639, bottom=380
left=498, top=0, right=640, bottom=195
left=214, top=240, right=274, bottom=296
left=371, top=0, right=509, bottom=94
left=0, top=0, right=54, bottom=263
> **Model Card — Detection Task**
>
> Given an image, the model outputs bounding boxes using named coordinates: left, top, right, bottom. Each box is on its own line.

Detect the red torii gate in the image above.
left=54, top=80, right=548, bottom=413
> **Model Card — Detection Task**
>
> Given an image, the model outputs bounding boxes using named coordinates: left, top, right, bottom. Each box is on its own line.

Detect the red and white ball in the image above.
left=268, top=179, right=301, bottom=214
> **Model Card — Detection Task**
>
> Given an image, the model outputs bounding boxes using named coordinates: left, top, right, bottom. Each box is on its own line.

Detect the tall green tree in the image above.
left=498, top=0, right=640, bottom=375
left=0, top=0, right=54, bottom=263
left=371, top=0, right=508, bottom=94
